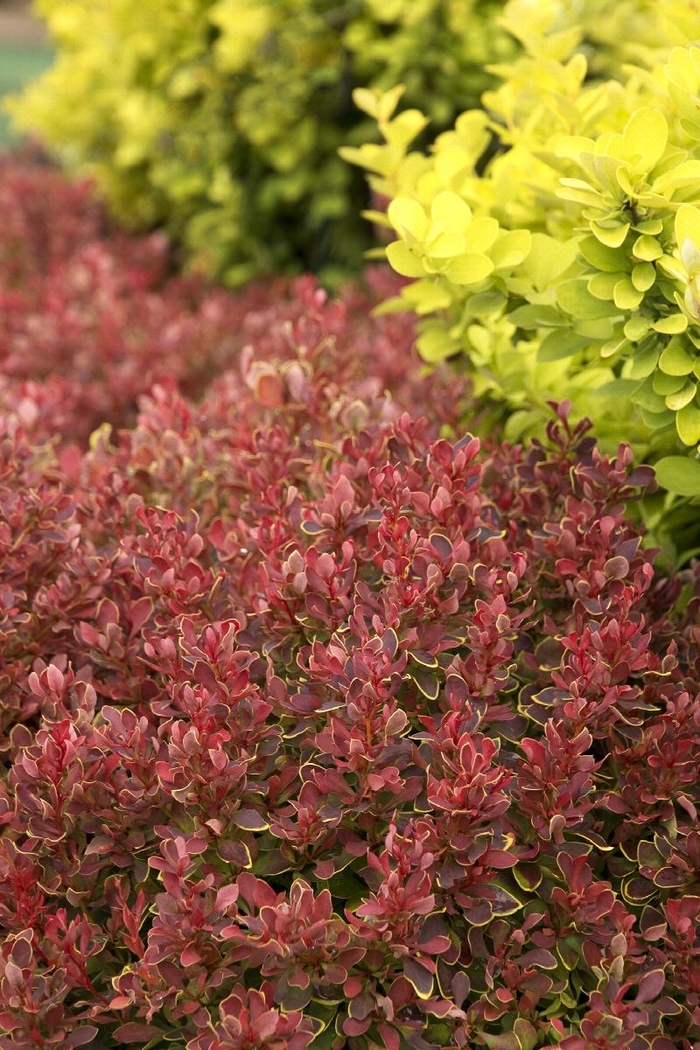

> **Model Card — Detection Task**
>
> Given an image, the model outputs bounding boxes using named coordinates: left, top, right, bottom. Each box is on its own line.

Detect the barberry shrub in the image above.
left=6, top=0, right=517, bottom=287
left=0, top=156, right=455, bottom=450
left=343, top=0, right=700, bottom=527
left=10, top=0, right=688, bottom=289
left=2, top=208, right=700, bottom=1048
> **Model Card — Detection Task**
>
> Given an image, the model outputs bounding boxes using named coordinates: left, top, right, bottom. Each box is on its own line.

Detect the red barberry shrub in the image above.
left=2, top=329, right=700, bottom=1049
left=3, top=160, right=700, bottom=1050
left=0, top=159, right=465, bottom=452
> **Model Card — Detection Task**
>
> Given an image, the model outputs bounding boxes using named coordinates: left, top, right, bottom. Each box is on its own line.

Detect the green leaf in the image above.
left=514, top=1018, right=539, bottom=1050
left=252, top=848, right=293, bottom=876
left=508, top=303, right=564, bottom=328
left=653, top=370, right=686, bottom=395
left=490, top=228, right=531, bottom=269
left=655, top=455, right=700, bottom=494
left=401, top=278, right=452, bottom=313
left=677, top=400, right=700, bottom=444
left=636, top=217, right=664, bottom=235
left=326, top=868, right=366, bottom=907
left=654, top=158, right=700, bottom=195
left=479, top=1034, right=519, bottom=1050
left=594, top=378, right=641, bottom=398
left=556, top=178, right=602, bottom=209
left=624, top=315, right=651, bottom=342
left=417, top=323, right=457, bottom=362
left=613, top=277, right=644, bottom=310
left=587, top=270, right=621, bottom=301
left=631, top=262, right=656, bottom=292
left=627, top=342, right=660, bottom=378
left=659, top=342, right=694, bottom=376
left=640, top=405, right=673, bottom=429
left=579, top=234, right=627, bottom=272
left=522, top=231, right=579, bottom=290
left=577, top=317, right=618, bottom=341
left=591, top=220, right=630, bottom=248
left=632, top=234, right=663, bottom=261
left=461, top=290, right=506, bottom=319
left=557, top=278, right=620, bottom=319
left=537, top=329, right=588, bottom=362
left=632, top=377, right=665, bottom=412
left=666, top=381, right=697, bottom=411
left=653, top=313, right=688, bottom=334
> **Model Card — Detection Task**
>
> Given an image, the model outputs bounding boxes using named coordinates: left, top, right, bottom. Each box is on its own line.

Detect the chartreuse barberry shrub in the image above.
left=6, top=0, right=517, bottom=288
left=343, top=0, right=700, bottom=524
left=3, top=272, right=700, bottom=1050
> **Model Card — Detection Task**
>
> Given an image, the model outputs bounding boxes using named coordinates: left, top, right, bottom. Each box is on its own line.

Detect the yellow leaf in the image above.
left=523, top=233, right=578, bottom=291
left=667, top=381, right=698, bottom=412
left=429, top=191, right=473, bottom=234
left=383, top=109, right=430, bottom=149
left=613, top=277, right=644, bottom=310
left=386, top=241, right=427, bottom=278
left=622, top=108, right=668, bottom=172
left=676, top=206, right=700, bottom=265
left=445, top=253, right=494, bottom=285
left=351, top=87, right=379, bottom=119
left=591, top=221, right=630, bottom=248
left=466, top=216, right=500, bottom=254
left=490, top=229, right=532, bottom=271
left=426, top=232, right=466, bottom=259
left=387, top=198, right=428, bottom=243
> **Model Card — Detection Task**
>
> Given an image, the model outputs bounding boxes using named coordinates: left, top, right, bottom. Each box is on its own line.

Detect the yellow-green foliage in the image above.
left=8, top=0, right=516, bottom=286
left=344, top=0, right=700, bottom=506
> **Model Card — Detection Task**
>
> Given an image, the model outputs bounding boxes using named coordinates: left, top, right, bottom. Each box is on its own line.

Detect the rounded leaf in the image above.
left=430, top=190, right=473, bottom=233
left=653, top=314, right=688, bottom=335
left=677, top=399, right=700, bottom=444
left=623, top=108, right=668, bottom=171
left=659, top=342, right=694, bottom=376
left=445, top=253, right=494, bottom=285
left=676, top=206, right=700, bottom=267
left=387, top=197, right=428, bottom=242
left=386, top=240, right=427, bottom=278
left=655, top=455, right=700, bottom=494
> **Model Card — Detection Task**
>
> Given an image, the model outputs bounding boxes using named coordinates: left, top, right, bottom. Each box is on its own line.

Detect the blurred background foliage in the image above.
left=7, top=0, right=516, bottom=286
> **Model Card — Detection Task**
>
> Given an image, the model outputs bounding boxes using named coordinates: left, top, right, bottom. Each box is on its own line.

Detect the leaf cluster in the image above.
left=345, top=0, right=700, bottom=520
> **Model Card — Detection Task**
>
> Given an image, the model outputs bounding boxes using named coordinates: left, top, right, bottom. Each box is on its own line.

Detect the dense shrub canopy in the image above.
left=7, top=0, right=515, bottom=286
left=344, top=0, right=700, bottom=543
left=0, top=157, right=456, bottom=447
left=2, top=163, right=700, bottom=1050
left=14, top=0, right=692, bottom=289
